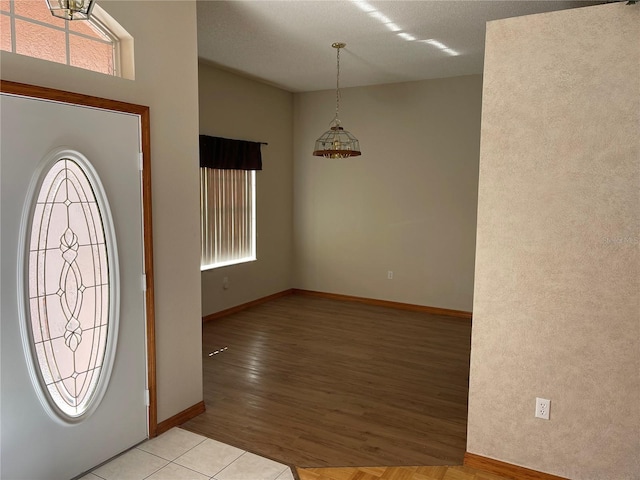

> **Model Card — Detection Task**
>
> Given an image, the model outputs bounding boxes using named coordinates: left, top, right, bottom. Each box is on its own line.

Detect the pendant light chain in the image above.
left=312, top=41, right=361, bottom=158
left=335, top=44, right=341, bottom=124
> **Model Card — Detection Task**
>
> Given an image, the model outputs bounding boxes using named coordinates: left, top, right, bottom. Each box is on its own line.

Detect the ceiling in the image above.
left=196, top=0, right=602, bottom=92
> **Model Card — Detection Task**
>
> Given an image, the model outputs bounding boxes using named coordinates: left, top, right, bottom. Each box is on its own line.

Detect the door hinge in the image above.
left=139, top=152, right=144, bottom=171
left=142, top=274, right=147, bottom=292
left=144, top=389, right=150, bottom=406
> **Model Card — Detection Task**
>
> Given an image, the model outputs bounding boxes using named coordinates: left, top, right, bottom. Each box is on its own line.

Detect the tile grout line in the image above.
left=137, top=428, right=209, bottom=461
left=210, top=450, right=249, bottom=479
left=90, top=428, right=294, bottom=480
left=140, top=462, right=168, bottom=480
left=87, top=441, right=167, bottom=479
left=135, top=428, right=212, bottom=477
left=271, top=460, right=290, bottom=480
left=167, top=459, right=217, bottom=479
left=215, top=450, right=291, bottom=480
left=97, top=430, right=208, bottom=480
left=272, top=465, right=290, bottom=480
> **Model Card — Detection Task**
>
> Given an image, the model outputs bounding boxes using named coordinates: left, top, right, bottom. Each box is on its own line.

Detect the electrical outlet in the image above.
left=222, top=277, right=229, bottom=290
left=387, top=270, right=393, bottom=280
left=535, top=397, right=550, bottom=420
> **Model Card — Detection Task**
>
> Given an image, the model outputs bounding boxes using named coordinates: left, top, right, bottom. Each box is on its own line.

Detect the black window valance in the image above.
left=199, top=135, right=263, bottom=170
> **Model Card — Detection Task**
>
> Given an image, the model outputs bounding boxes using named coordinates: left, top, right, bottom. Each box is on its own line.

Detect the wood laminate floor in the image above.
left=182, top=294, right=472, bottom=468
left=297, top=466, right=510, bottom=480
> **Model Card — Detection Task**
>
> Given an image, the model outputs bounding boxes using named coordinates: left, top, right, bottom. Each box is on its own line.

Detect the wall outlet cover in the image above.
left=535, top=397, right=550, bottom=420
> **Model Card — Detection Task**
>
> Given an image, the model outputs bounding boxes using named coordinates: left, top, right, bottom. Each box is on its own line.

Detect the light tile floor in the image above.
left=80, top=428, right=295, bottom=480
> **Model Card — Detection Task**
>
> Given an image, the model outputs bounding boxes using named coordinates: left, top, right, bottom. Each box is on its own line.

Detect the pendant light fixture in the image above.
left=313, top=42, right=362, bottom=158
left=46, top=0, right=96, bottom=20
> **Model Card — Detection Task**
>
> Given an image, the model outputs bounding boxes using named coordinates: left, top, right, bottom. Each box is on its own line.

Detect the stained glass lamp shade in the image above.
left=313, top=42, right=362, bottom=159
left=313, top=121, right=361, bottom=159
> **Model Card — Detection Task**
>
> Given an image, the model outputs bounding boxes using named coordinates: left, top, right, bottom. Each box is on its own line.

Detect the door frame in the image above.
left=0, top=80, right=158, bottom=437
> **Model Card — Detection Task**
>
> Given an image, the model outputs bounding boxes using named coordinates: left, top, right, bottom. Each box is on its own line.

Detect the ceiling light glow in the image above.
left=351, top=0, right=376, bottom=13
left=350, top=1, right=423, bottom=43
left=422, top=39, right=447, bottom=49
left=384, top=22, right=401, bottom=32
left=398, top=32, right=416, bottom=41
left=420, top=38, right=459, bottom=56
left=369, top=11, right=392, bottom=24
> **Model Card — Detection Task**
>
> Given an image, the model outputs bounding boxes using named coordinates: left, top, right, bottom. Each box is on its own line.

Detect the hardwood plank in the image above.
left=463, top=453, right=569, bottom=480
left=296, top=466, right=511, bottom=480
left=292, top=289, right=472, bottom=320
left=182, top=294, right=472, bottom=467
left=203, top=289, right=293, bottom=322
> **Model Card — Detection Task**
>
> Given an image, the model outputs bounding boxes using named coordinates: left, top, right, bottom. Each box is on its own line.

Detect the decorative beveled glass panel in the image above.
left=27, top=157, right=114, bottom=418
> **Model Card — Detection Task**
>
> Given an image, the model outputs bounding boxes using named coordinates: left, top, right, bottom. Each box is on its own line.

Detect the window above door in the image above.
left=0, top=0, right=134, bottom=78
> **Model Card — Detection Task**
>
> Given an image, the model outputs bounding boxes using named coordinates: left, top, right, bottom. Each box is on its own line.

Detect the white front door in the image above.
left=1, top=93, right=148, bottom=479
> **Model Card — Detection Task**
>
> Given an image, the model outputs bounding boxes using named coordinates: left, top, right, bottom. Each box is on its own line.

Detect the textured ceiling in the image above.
left=197, top=0, right=601, bottom=92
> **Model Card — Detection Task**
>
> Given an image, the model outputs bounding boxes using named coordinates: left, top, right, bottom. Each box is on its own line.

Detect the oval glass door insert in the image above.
left=23, top=151, right=118, bottom=420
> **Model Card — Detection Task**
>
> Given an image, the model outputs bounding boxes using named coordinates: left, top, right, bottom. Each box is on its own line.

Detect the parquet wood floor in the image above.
left=182, top=294, right=472, bottom=467
left=296, top=466, right=510, bottom=480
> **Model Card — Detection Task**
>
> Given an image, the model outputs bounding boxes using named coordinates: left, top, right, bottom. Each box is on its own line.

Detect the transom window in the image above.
left=0, top=0, right=130, bottom=77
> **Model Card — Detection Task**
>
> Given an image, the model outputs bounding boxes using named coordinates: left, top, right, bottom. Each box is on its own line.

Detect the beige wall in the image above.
left=468, top=4, right=639, bottom=479
left=1, top=1, right=203, bottom=423
left=199, top=62, right=294, bottom=317
left=293, top=76, right=482, bottom=312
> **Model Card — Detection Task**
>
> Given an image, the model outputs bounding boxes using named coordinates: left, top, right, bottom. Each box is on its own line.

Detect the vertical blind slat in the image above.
left=200, top=167, right=255, bottom=268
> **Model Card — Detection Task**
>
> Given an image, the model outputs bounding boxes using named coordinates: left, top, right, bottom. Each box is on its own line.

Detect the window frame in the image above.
left=200, top=168, right=257, bottom=271
left=1, top=0, right=122, bottom=77
left=19, top=148, right=120, bottom=424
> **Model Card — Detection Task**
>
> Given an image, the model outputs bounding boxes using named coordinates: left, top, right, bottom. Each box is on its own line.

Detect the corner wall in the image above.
left=198, top=62, right=294, bottom=316
left=1, top=0, right=203, bottom=423
left=468, top=4, right=640, bottom=478
left=293, top=75, right=482, bottom=312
